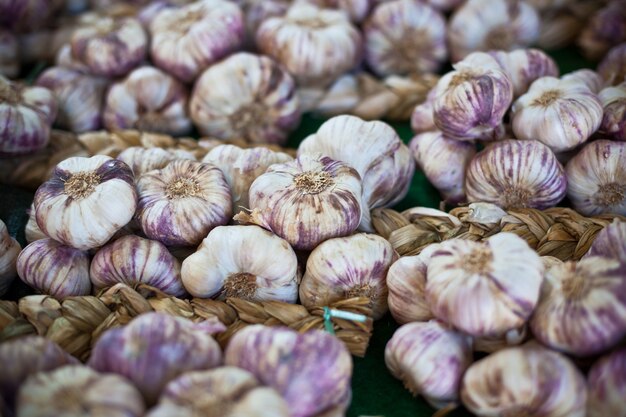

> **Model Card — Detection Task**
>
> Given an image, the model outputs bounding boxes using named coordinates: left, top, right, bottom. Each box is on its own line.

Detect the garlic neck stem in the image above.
left=560, top=261, right=590, bottom=300
left=293, top=171, right=333, bottom=194
left=0, top=81, right=20, bottom=105
left=64, top=172, right=101, bottom=200
left=485, top=25, right=514, bottom=50
left=595, top=182, right=625, bottom=207
left=224, top=272, right=258, bottom=299
left=165, top=177, right=201, bottom=199
left=462, top=246, right=493, bottom=275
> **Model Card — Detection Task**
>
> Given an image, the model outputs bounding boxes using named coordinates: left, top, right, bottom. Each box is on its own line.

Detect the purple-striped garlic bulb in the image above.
left=298, top=115, right=415, bottom=231
left=69, top=16, right=147, bottom=77
left=136, top=159, right=232, bottom=247
left=598, top=43, right=626, bottom=86
left=202, top=144, right=293, bottom=209
left=35, top=67, right=108, bottom=133
left=0, top=219, right=20, bottom=297
left=181, top=225, right=298, bottom=302
left=461, top=343, right=587, bottom=417
left=34, top=155, right=137, bottom=250
left=89, top=313, right=223, bottom=405
left=465, top=139, right=567, bottom=209
left=90, top=235, right=186, bottom=297
left=363, top=0, right=447, bottom=76
left=104, top=66, right=192, bottom=136
left=409, top=131, right=476, bottom=205
left=578, top=1, right=626, bottom=62
left=530, top=255, right=626, bottom=356
left=256, top=3, right=362, bottom=87
left=432, top=52, right=513, bottom=141
left=190, top=53, right=300, bottom=145
left=116, top=147, right=180, bottom=177
left=237, top=154, right=362, bottom=250
left=17, top=365, right=145, bottom=417
left=0, top=76, right=57, bottom=155
left=599, top=81, right=626, bottom=141
left=236, top=0, right=290, bottom=45
left=410, top=86, right=436, bottom=134
left=147, top=367, right=290, bottom=417
left=17, top=238, right=91, bottom=298
left=301, top=0, right=372, bottom=23
left=225, top=325, right=353, bottom=417
left=448, top=0, right=540, bottom=62
left=565, top=140, right=626, bottom=216
left=0, top=30, right=18, bottom=78
left=587, top=348, right=626, bottom=417
left=0, top=0, right=62, bottom=32
left=426, top=233, right=543, bottom=338
left=385, top=320, right=472, bottom=409
left=488, top=49, right=559, bottom=98
left=149, top=0, right=244, bottom=83
left=585, top=218, right=626, bottom=262
left=561, top=69, right=606, bottom=94
left=299, top=233, right=396, bottom=320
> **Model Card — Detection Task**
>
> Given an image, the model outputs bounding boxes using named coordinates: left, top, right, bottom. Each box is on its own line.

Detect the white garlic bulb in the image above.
left=410, top=87, right=436, bottom=134
left=136, top=159, right=232, bottom=247
left=599, top=43, right=626, bottom=87
left=565, top=140, right=626, bottom=215
left=300, top=0, right=373, bottom=23
left=585, top=218, right=626, bottom=262
left=202, top=144, right=293, bottom=210
left=489, top=49, right=559, bottom=98
left=0, top=30, right=18, bottom=78
left=34, top=155, right=137, bottom=250
left=299, top=233, right=396, bottom=319
left=117, top=147, right=177, bottom=177
left=189, top=53, right=300, bottom=145
left=426, top=233, right=544, bottom=337
left=561, top=69, right=605, bottom=94
left=238, top=153, right=362, bottom=251
left=598, top=81, right=626, bottom=141
left=24, top=205, right=47, bottom=244
left=587, top=348, right=626, bottom=417
left=0, top=219, right=20, bottom=297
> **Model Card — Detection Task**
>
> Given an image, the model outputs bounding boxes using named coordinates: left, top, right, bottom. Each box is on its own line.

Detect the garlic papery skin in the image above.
left=88, top=312, right=223, bottom=405
left=409, top=131, right=476, bottom=205
left=0, top=30, right=18, bottom=78
left=17, top=238, right=91, bottom=299
left=599, top=43, right=626, bottom=86
left=565, top=140, right=626, bottom=216
left=35, top=67, right=108, bottom=133
left=585, top=218, right=626, bottom=262
left=299, top=233, right=396, bottom=320
left=17, top=365, right=145, bottom=417
left=147, top=367, right=290, bottom=417
left=426, top=233, right=543, bottom=338
left=0, top=76, right=57, bottom=155
left=189, top=53, right=300, bottom=145
left=136, top=159, right=232, bottom=247
left=587, top=348, right=626, bottom=417
left=70, top=16, right=147, bottom=77
left=149, top=0, right=244, bottom=83
left=432, top=52, right=513, bottom=141
left=385, top=320, right=473, bottom=408
left=599, top=82, right=626, bottom=141
left=448, top=0, right=540, bottom=62
left=241, top=154, right=362, bottom=251
left=561, top=69, right=606, bottom=94
left=90, top=235, right=186, bottom=297
left=116, top=146, right=177, bottom=177
left=410, top=87, right=436, bottom=134
left=363, top=0, right=447, bottom=77
left=465, top=139, right=567, bottom=209
left=460, top=344, right=587, bottom=417
left=511, top=76, right=603, bottom=152
left=530, top=256, right=626, bottom=356
left=298, top=115, right=415, bottom=231
left=224, top=325, right=353, bottom=417
left=202, top=145, right=293, bottom=210
left=489, top=49, right=559, bottom=98
left=256, top=3, right=362, bottom=87
left=103, top=66, right=191, bottom=136
left=33, top=155, right=137, bottom=250
left=0, top=219, right=20, bottom=297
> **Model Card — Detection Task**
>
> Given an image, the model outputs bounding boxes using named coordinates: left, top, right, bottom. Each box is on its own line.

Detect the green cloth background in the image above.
left=0, top=47, right=591, bottom=417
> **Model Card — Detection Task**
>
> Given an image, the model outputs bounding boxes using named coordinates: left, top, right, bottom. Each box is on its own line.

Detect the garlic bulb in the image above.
left=225, top=325, right=353, bottom=417
left=410, top=87, right=436, bottom=134
left=599, top=82, right=626, bottom=141
left=202, top=145, right=293, bottom=209
left=432, top=52, right=513, bottom=141
left=0, top=76, right=57, bottom=154
left=298, top=115, right=415, bottom=231
left=0, top=30, right=18, bottom=78
left=237, top=0, right=290, bottom=44
left=239, top=154, right=362, bottom=250
left=530, top=255, right=626, bottom=356
left=585, top=218, right=626, bottom=262
left=561, top=69, right=605, bottom=94
left=472, top=325, right=529, bottom=353
left=587, top=348, right=626, bottom=417
left=301, top=0, right=372, bottom=23
left=147, top=367, right=290, bottom=417
left=423, top=0, right=464, bottom=12
left=149, top=0, right=244, bottom=83
left=34, top=155, right=137, bottom=250
left=409, top=131, right=476, bottom=205
left=426, top=233, right=543, bottom=337
left=189, top=53, right=300, bottom=144
left=300, top=233, right=396, bottom=320
left=17, top=365, right=145, bottom=417
left=461, top=343, right=587, bottom=417
left=385, top=320, right=472, bottom=408
left=55, top=43, right=91, bottom=73
left=0, top=219, right=20, bottom=297
left=256, top=3, right=362, bottom=87
left=104, top=66, right=192, bottom=136
left=116, top=147, right=177, bottom=177
left=363, top=0, right=447, bottom=76
left=36, top=67, right=108, bottom=133
left=89, top=312, right=223, bottom=405
left=0, top=0, right=62, bottom=31
left=489, top=49, right=559, bottom=98
left=578, top=1, right=626, bottom=62
left=90, top=235, right=186, bottom=297
left=565, top=140, right=626, bottom=215
left=17, top=239, right=91, bottom=298
left=465, top=139, right=567, bottom=209
left=69, top=16, right=147, bottom=77
left=448, top=0, right=540, bottom=62
left=598, top=43, right=626, bottom=86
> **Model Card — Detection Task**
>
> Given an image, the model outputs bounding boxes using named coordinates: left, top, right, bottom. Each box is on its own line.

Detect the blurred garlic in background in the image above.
left=0, top=30, right=18, bottom=78
left=0, top=219, right=20, bottom=297
left=300, top=0, right=373, bottom=23
left=578, top=0, right=626, bottom=61
left=598, top=42, right=626, bottom=86
left=116, top=147, right=179, bottom=177
left=598, top=81, right=626, bottom=141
